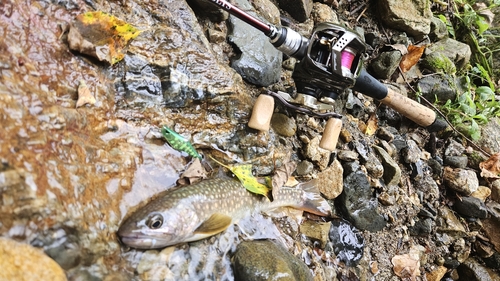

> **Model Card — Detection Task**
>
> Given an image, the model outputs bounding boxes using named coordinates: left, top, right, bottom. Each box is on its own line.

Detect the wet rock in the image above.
left=329, top=219, right=364, bottom=267
left=316, top=159, right=343, bottom=199
left=337, top=171, right=386, bottom=232
left=373, top=145, right=401, bottom=186
left=232, top=240, right=314, bottom=281
left=436, top=206, right=467, bottom=237
left=443, top=167, right=479, bottom=195
left=228, top=0, right=282, bottom=86
left=311, top=2, right=339, bottom=24
left=271, top=113, right=297, bottom=137
left=337, top=150, right=358, bottom=162
left=369, top=51, right=402, bottom=79
left=300, top=220, right=331, bottom=248
left=421, top=52, right=457, bottom=74
left=429, top=17, right=448, bottom=41
left=0, top=237, right=67, bottom=281
left=452, top=196, right=488, bottom=219
left=276, top=0, right=312, bottom=22
left=378, top=0, right=432, bottom=36
left=426, top=38, right=471, bottom=70
left=376, top=127, right=395, bottom=142
left=296, top=160, right=314, bottom=176
left=457, top=257, right=500, bottom=280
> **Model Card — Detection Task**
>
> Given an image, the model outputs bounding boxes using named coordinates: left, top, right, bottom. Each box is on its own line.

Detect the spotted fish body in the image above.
left=161, top=126, right=201, bottom=159
left=118, top=178, right=331, bottom=249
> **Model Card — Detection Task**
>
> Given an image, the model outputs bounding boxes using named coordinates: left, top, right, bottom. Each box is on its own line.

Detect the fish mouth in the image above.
left=119, top=233, right=159, bottom=249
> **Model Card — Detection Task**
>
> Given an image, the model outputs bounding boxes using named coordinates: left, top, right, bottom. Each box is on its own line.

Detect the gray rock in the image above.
left=402, top=139, right=421, bottom=164
left=365, top=154, right=384, bottom=179
left=370, top=51, right=402, bottom=79
left=416, top=74, right=461, bottom=103
left=444, top=140, right=465, bottom=157
left=345, top=92, right=365, bottom=118
left=376, top=127, right=395, bottom=142
left=457, top=257, right=500, bottom=281
left=452, top=196, right=488, bottom=219
left=228, top=0, right=282, bottom=86
left=429, top=16, right=448, bottom=41
left=373, top=145, right=401, bottom=187
left=378, top=0, right=432, bottom=36
left=436, top=206, right=467, bottom=237
left=414, top=174, right=440, bottom=201
left=426, top=38, right=471, bottom=70
left=276, top=0, right=312, bottom=22
left=337, top=150, right=358, bottom=162
left=189, top=0, right=229, bottom=21
left=409, top=218, right=433, bottom=236
left=232, top=240, right=314, bottom=281
left=337, top=171, right=386, bottom=232
left=491, top=179, right=500, bottom=203
left=444, top=155, right=468, bottom=169
left=329, top=219, right=365, bottom=267
left=443, top=167, right=479, bottom=195
left=477, top=118, right=500, bottom=155
left=296, top=160, right=314, bottom=176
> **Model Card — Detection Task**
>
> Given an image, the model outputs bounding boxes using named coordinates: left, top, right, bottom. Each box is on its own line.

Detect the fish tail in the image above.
left=295, top=179, right=332, bottom=217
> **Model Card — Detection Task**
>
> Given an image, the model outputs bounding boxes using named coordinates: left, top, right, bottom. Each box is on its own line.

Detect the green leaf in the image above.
left=476, top=16, right=489, bottom=35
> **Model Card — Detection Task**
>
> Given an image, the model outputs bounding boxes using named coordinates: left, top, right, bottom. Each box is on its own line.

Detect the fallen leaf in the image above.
left=479, top=152, right=500, bottom=179
left=178, top=158, right=207, bottom=185
left=385, top=43, right=408, bottom=55
left=399, top=45, right=426, bottom=73
left=76, top=80, right=96, bottom=108
left=210, top=156, right=271, bottom=199
left=363, top=113, right=378, bottom=135
left=271, top=161, right=297, bottom=199
left=68, top=11, right=141, bottom=65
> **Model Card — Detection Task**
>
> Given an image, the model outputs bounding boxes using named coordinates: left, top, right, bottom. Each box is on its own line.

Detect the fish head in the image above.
left=118, top=211, right=189, bottom=249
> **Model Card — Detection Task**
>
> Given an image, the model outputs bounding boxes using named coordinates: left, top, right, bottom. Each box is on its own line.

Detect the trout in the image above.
left=118, top=178, right=331, bottom=249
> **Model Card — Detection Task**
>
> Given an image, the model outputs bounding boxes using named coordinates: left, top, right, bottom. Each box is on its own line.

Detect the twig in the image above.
left=397, top=67, right=491, bottom=158
left=356, top=6, right=368, bottom=23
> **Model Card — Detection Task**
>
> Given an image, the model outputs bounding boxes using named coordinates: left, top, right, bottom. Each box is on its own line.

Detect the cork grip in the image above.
left=248, top=94, right=275, bottom=131
left=319, top=118, right=342, bottom=151
left=381, top=88, right=436, bottom=127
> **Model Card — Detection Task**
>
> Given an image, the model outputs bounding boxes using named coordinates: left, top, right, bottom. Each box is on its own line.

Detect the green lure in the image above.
left=161, top=126, right=201, bottom=159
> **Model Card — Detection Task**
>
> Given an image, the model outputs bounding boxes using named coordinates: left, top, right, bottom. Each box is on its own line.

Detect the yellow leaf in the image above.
left=210, top=156, right=271, bottom=199
left=363, top=113, right=378, bottom=135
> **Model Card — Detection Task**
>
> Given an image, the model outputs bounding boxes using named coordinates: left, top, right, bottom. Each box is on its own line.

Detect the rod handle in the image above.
left=381, top=88, right=436, bottom=127
left=248, top=94, right=275, bottom=131
left=319, top=118, right=342, bottom=151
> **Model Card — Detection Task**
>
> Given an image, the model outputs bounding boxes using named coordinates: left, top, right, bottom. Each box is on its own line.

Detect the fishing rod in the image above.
left=206, top=0, right=446, bottom=151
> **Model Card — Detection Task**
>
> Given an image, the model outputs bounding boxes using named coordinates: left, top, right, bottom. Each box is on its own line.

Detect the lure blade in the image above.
left=161, top=126, right=201, bottom=159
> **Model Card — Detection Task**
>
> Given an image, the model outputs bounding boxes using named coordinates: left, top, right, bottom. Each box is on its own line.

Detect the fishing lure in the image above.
left=161, top=126, right=201, bottom=159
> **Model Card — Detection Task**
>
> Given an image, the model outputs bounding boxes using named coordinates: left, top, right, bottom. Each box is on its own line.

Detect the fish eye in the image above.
left=147, top=214, right=163, bottom=229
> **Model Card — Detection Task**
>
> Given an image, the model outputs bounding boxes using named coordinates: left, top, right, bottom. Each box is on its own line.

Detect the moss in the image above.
left=422, top=52, right=457, bottom=75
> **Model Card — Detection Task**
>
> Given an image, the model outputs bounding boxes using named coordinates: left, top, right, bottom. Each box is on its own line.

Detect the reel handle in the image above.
left=248, top=94, right=275, bottom=131
left=319, top=118, right=342, bottom=151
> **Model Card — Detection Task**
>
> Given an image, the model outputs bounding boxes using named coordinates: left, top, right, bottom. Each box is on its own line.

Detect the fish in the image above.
left=161, top=125, right=201, bottom=159
left=118, top=177, right=331, bottom=249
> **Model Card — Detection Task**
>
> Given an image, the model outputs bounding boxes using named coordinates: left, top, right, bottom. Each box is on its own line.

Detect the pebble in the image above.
left=295, top=160, right=314, bottom=176
left=299, top=220, right=332, bottom=248
left=436, top=206, right=466, bottom=236
left=491, top=179, right=500, bottom=203
left=444, top=155, right=468, bottom=169
left=470, top=186, right=491, bottom=202
left=373, top=145, right=401, bottom=186
left=376, top=127, right=394, bottom=142
left=271, top=113, right=297, bottom=137
left=329, top=219, right=365, bottom=267
left=0, top=237, right=67, bottom=281
left=316, top=159, right=343, bottom=199
left=452, top=196, right=488, bottom=219
left=426, top=265, right=447, bottom=281
left=337, top=150, right=358, bottom=162
left=443, top=167, right=479, bottom=195
left=378, top=192, right=395, bottom=206
left=402, top=139, right=422, bottom=164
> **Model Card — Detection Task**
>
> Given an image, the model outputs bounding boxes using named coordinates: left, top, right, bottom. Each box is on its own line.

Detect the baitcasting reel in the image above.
left=207, top=0, right=446, bottom=151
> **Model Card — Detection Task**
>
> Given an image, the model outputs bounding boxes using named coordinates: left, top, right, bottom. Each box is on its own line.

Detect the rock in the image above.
left=402, top=139, right=422, bottom=164
left=492, top=180, right=500, bottom=203
left=416, top=74, right=464, bottom=104
left=189, top=0, right=229, bottom=21
left=443, top=167, right=479, bottom=195
left=453, top=196, right=488, bottom=219
left=311, top=2, right=339, bottom=24
left=376, top=127, right=395, bottom=142
left=378, top=191, right=396, bottom=206
left=365, top=154, right=385, bottom=179
left=329, top=219, right=365, bottom=267
left=336, top=171, right=386, bottom=232
left=271, top=113, right=297, bottom=137
left=429, top=17, right=448, bottom=41
left=444, top=155, right=468, bottom=169
left=369, top=51, right=402, bottom=79
left=436, top=206, right=467, bottom=237
left=296, top=160, right=314, bottom=176
left=228, top=0, right=282, bottom=86
left=251, top=0, right=280, bottom=25
left=478, top=118, right=500, bottom=155
left=337, top=150, right=358, bottom=162
left=345, top=92, right=365, bottom=118
left=457, top=257, right=500, bottom=281
left=445, top=139, right=466, bottom=157
left=471, top=186, right=491, bottom=202
left=373, top=145, right=401, bottom=187
left=426, top=38, right=471, bottom=70
left=0, top=237, right=67, bottom=281
left=426, top=265, right=447, bottom=281
left=232, top=240, right=314, bottom=281
left=409, top=218, right=433, bottom=236
left=414, top=175, right=440, bottom=201
left=421, top=52, right=457, bottom=74
left=316, top=159, right=343, bottom=199
left=378, top=0, right=432, bottom=36
left=276, top=0, right=312, bottom=22
left=207, top=29, right=226, bottom=43
left=302, top=136, right=331, bottom=170
left=299, top=220, right=331, bottom=248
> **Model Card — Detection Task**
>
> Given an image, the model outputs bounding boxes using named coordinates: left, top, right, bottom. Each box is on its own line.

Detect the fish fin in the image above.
left=193, top=213, right=232, bottom=235
left=296, top=179, right=332, bottom=217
